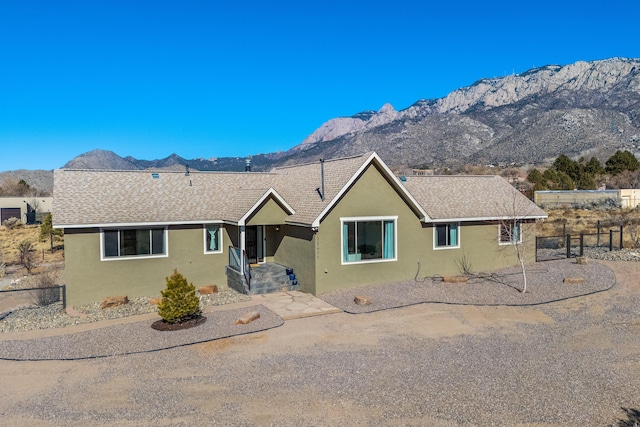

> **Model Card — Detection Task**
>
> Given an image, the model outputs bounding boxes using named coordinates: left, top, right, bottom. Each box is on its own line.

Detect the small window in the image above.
left=499, top=222, right=522, bottom=245
left=342, top=217, right=396, bottom=263
left=435, top=223, right=459, bottom=249
left=205, top=225, right=222, bottom=253
left=102, top=228, right=167, bottom=259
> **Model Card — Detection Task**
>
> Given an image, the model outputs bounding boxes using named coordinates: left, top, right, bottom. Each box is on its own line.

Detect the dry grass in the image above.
left=537, top=208, right=640, bottom=248
left=0, top=224, right=64, bottom=269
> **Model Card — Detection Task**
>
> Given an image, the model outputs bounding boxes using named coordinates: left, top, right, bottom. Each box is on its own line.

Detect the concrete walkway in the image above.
left=251, top=290, right=342, bottom=320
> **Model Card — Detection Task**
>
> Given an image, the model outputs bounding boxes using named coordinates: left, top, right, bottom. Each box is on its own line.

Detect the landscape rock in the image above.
left=100, top=296, right=129, bottom=309
left=564, top=277, right=585, bottom=284
left=198, top=285, right=218, bottom=295
left=235, top=311, right=260, bottom=325
left=576, top=256, right=588, bottom=265
left=148, top=297, right=162, bottom=305
left=354, top=295, right=372, bottom=306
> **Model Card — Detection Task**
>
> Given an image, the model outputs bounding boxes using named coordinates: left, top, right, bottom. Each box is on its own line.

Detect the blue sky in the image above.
left=2, top=0, right=639, bottom=171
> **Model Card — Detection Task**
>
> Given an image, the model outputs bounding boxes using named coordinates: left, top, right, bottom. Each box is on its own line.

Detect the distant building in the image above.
left=534, top=190, right=640, bottom=209
left=0, top=197, right=53, bottom=224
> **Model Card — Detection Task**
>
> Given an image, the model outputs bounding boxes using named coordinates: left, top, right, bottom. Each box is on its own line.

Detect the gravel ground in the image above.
left=0, top=288, right=251, bottom=333
left=322, top=257, right=615, bottom=313
left=0, top=258, right=639, bottom=425
left=0, top=305, right=282, bottom=360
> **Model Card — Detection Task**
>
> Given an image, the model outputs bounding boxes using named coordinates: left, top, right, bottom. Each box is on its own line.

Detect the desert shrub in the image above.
left=27, top=269, right=60, bottom=306
left=17, top=240, right=36, bottom=273
left=2, top=217, right=23, bottom=230
left=157, top=269, right=201, bottom=323
left=572, top=198, right=621, bottom=210
left=455, top=251, right=473, bottom=276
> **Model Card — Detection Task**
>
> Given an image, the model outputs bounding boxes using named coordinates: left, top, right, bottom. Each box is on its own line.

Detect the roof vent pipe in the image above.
left=245, top=158, right=252, bottom=172
left=319, top=158, right=325, bottom=201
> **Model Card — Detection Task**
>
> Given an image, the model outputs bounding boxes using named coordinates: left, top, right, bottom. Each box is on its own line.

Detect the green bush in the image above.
left=157, top=269, right=201, bottom=323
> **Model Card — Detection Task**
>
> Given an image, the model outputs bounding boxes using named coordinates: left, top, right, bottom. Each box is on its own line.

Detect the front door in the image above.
left=246, top=226, right=258, bottom=264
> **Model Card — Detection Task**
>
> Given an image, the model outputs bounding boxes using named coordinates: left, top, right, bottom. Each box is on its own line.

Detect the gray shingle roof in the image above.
left=53, top=153, right=376, bottom=227
left=402, top=175, right=547, bottom=221
left=53, top=153, right=546, bottom=228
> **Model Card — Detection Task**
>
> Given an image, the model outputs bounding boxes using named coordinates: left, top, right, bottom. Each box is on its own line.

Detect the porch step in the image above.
left=248, top=263, right=299, bottom=295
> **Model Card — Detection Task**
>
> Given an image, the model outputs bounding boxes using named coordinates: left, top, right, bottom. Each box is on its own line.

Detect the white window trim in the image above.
left=100, top=227, right=169, bottom=261
left=340, top=216, right=398, bottom=265
left=433, top=222, right=461, bottom=250
left=498, top=222, right=522, bottom=246
left=203, top=224, right=223, bottom=254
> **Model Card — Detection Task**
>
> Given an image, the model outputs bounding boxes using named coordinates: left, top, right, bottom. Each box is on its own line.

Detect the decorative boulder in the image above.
left=563, top=277, right=585, bottom=284
left=198, top=285, right=219, bottom=295
left=101, top=296, right=129, bottom=309
left=235, top=311, right=261, bottom=325
left=148, top=297, right=163, bottom=305
left=576, top=256, right=588, bottom=265
left=354, top=295, right=372, bottom=306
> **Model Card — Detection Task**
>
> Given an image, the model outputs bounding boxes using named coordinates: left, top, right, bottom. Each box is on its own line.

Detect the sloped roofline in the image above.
left=238, top=187, right=295, bottom=226
left=429, top=214, right=547, bottom=223
left=56, top=220, right=225, bottom=229
left=311, top=152, right=430, bottom=228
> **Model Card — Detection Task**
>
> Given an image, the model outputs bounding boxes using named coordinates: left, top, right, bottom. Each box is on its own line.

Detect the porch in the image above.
left=226, top=246, right=299, bottom=295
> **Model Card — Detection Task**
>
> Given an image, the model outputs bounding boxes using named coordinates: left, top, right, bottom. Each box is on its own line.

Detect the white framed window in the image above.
left=341, top=216, right=397, bottom=264
left=204, top=224, right=223, bottom=254
left=434, top=223, right=460, bottom=249
left=101, top=227, right=168, bottom=260
left=499, top=221, right=522, bottom=245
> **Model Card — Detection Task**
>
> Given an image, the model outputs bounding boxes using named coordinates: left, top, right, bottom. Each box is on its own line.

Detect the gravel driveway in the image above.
left=0, top=258, right=638, bottom=426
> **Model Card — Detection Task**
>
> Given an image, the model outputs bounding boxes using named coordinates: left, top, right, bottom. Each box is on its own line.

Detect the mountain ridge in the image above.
left=8, top=57, right=640, bottom=186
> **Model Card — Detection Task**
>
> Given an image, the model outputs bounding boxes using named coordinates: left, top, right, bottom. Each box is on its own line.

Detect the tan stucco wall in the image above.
left=64, top=225, right=231, bottom=306
left=273, top=225, right=316, bottom=294
left=314, top=164, right=425, bottom=294
left=420, top=221, right=537, bottom=277
left=0, top=197, right=53, bottom=221
left=312, top=165, right=537, bottom=295
left=246, top=198, right=289, bottom=225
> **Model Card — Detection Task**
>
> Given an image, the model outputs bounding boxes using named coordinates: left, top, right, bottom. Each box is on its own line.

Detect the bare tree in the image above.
left=496, top=188, right=546, bottom=294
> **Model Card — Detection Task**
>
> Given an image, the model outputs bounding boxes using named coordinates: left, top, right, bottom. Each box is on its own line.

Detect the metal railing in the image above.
left=228, top=246, right=251, bottom=289
left=536, top=225, right=623, bottom=261
left=229, top=246, right=241, bottom=271
left=0, top=284, right=66, bottom=310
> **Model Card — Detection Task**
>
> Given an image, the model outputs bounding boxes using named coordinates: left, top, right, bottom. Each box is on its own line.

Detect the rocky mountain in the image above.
left=62, top=149, right=282, bottom=172
left=0, top=170, right=54, bottom=195
left=280, top=57, right=640, bottom=168
left=60, top=57, right=640, bottom=175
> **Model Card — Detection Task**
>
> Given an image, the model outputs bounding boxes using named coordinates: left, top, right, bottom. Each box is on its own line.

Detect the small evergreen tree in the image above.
left=606, top=150, right=639, bottom=175
left=39, top=213, right=63, bottom=252
left=157, top=269, right=201, bottom=323
left=584, top=157, right=604, bottom=176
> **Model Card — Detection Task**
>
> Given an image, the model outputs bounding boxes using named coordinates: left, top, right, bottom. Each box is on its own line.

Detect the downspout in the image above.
left=240, top=225, right=245, bottom=279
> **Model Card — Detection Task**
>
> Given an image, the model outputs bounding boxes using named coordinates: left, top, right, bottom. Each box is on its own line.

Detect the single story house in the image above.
left=0, top=196, right=53, bottom=224
left=53, top=152, right=547, bottom=306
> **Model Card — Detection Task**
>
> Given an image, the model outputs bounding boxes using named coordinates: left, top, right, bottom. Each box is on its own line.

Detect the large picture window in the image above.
left=499, top=221, right=522, bottom=245
left=204, top=224, right=222, bottom=253
left=434, top=223, right=459, bottom=249
left=342, top=217, right=396, bottom=263
left=103, top=228, right=166, bottom=259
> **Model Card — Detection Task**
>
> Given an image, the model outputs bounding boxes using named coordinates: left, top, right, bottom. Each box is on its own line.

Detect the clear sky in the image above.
left=2, top=0, right=639, bottom=171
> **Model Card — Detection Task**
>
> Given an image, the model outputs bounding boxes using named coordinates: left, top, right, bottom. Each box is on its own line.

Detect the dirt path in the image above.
left=0, top=260, right=639, bottom=426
